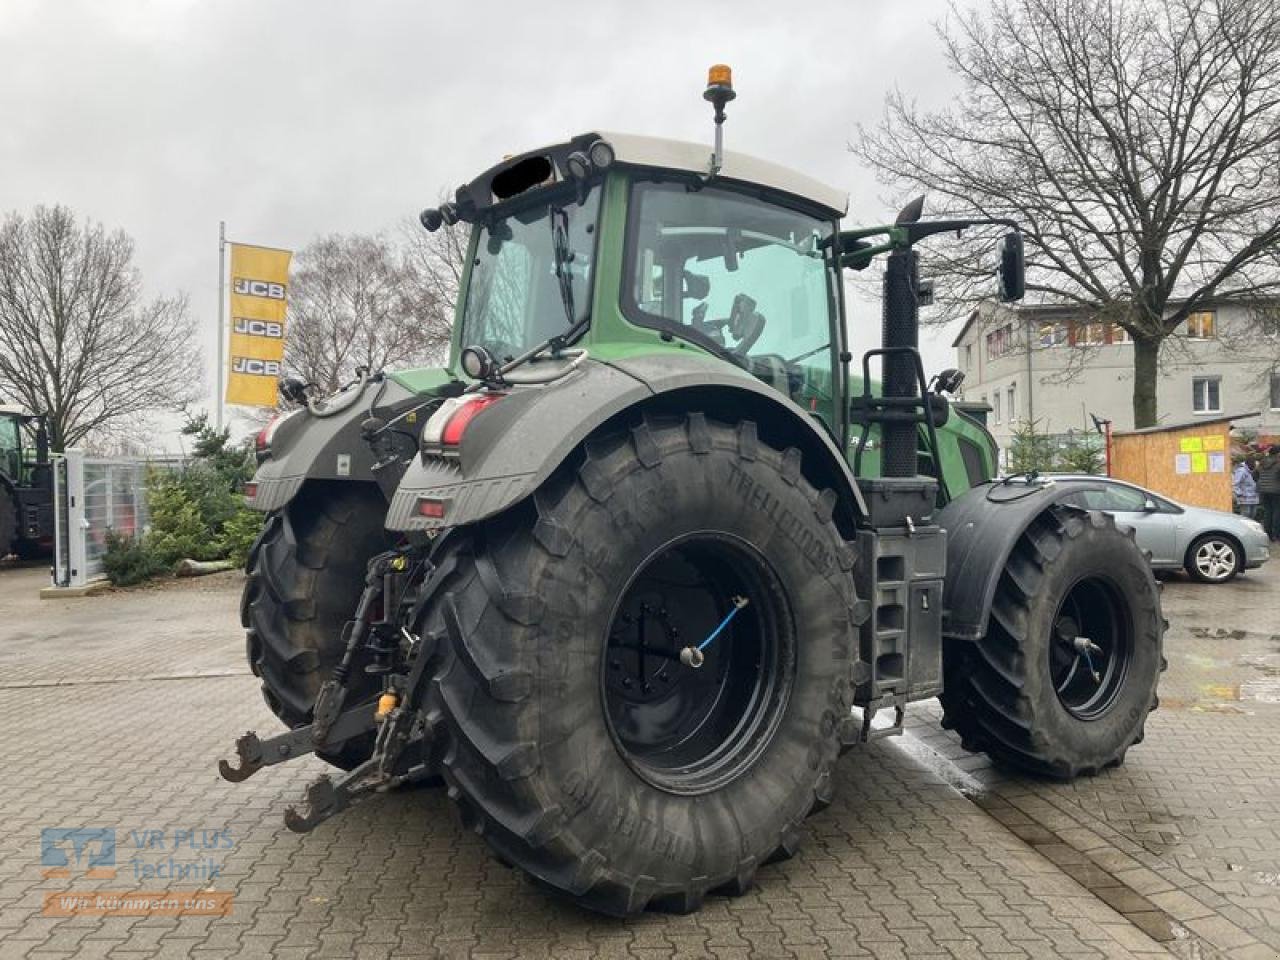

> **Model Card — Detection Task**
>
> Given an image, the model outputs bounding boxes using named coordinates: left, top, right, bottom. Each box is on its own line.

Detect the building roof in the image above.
left=1113, top=411, right=1260, bottom=437
left=951, top=296, right=1280, bottom=350
left=950, top=309, right=984, bottom=349
left=0, top=404, right=30, bottom=417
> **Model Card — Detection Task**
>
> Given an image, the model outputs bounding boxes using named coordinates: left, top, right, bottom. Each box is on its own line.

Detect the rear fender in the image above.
left=246, top=377, right=422, bottom=512
left=937, top=478, right=1104, bottom=641
left=386, top=355, right=867, bottom=533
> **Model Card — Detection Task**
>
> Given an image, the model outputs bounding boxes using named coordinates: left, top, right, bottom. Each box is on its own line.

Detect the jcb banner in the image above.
left=225, top=243, right=292, bottom=407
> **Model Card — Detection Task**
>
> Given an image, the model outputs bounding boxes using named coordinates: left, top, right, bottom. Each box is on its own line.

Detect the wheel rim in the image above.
left=601, top=532, right=794, bottom=795
left=1194, top=539, right=1236, bottom=581
left=1049, top=575, right=1134, bottom=720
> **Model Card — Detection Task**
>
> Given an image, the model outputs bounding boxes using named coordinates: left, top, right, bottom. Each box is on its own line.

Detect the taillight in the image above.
left=254, top=421, right=274, bottom=453
left=416, top=497, right=447, bottom=519
left=254, top=414, right=285, bottom=462
left=421, top=393, right=505, bottom=456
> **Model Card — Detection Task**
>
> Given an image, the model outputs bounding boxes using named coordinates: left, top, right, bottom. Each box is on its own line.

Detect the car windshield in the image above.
left=459, top=186, right=601, bottom=364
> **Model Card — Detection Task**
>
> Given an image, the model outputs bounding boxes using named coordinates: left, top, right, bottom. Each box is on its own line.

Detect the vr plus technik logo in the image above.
left=41, top=828, right=116, bottom=880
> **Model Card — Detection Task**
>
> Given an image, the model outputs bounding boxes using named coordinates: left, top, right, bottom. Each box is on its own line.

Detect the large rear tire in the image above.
left=416, top=415, right=859, bottom=915
left=240, top=483, right=391, bottom=769
left=940, top=507, right=1164, bottom=778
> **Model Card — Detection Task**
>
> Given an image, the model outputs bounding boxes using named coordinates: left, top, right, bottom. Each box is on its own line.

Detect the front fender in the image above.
left=937, top=477, right=1103, bottom=642
left=386, top=354, right=867, bottom=532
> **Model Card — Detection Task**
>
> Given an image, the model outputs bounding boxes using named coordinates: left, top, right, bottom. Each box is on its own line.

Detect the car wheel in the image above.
left=1185, top=534, right=1240, bottom=583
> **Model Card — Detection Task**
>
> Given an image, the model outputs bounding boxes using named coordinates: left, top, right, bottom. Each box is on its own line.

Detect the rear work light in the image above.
left=421, top=392, right=505, bottom=457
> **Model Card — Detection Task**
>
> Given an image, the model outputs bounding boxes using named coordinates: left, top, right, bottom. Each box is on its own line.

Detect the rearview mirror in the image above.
left=1143, top=498, right=1158, bottom=513
left=279, top=376, right=309, bottom=406
left=933, top=368, right=965, bottom=395
left=683, top=270, right=710, bottom=300
left=998, top=231, right=1025, bottom=302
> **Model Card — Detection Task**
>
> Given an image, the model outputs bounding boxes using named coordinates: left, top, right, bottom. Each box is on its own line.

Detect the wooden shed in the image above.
left=1110, top=413, right=1256, bottom=511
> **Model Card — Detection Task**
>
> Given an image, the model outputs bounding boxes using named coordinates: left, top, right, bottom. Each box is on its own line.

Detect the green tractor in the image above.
left=0, top=405, right=53, bottom=558
left=221, top=69, right=1163, bottom=916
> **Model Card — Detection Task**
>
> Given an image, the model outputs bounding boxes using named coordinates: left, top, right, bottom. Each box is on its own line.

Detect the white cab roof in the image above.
left=595, top=131, right=849, bottom=217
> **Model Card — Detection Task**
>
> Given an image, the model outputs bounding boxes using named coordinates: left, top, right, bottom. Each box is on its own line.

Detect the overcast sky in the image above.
left=1, top=0, right=975, bottom=448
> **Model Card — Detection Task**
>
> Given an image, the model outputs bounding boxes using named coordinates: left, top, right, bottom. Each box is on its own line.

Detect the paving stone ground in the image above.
left=0, top=555, right=1275, bottom=959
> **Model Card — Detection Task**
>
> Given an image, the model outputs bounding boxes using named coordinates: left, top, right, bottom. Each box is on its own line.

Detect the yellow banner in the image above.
left=225, top=243, right=292, bottom=407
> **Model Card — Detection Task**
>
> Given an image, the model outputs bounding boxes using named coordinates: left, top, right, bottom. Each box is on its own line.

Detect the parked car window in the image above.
left=1098, top=484, right=1150, bottom=511
left=1064, top=484, right=1147, bottom=512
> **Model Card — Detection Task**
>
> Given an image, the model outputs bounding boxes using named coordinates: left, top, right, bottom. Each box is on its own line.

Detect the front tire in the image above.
left=941, top=507, right=1164, bottom=778
left=417, top=415, right=859, bottom=915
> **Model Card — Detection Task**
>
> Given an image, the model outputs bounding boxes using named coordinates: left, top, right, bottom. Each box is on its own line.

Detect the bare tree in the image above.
left=854, top=0, right=1280, bottom=427
left=400, top=215, right=468, bottom=323
left=0, top=204, right=197, bottom=451
left=284, top=232, right=454, bottom=392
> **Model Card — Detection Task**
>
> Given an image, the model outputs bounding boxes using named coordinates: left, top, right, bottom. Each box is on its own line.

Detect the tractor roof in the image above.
left=463, top=132, right=849, bottom=220
left=595, top=132, right=849, bottom=217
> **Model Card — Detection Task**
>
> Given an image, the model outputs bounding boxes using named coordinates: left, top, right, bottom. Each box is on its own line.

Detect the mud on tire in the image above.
left=940, top=506, right=1165, bottom=778
left=415, top=414, right=860, bottom=915
left=241, top=483, right=391, bottom=769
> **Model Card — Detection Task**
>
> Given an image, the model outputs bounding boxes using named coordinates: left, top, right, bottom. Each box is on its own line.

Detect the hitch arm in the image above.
left=217, top=699, right=379, bottom=782
left=283, top=762, right=382, bottom=833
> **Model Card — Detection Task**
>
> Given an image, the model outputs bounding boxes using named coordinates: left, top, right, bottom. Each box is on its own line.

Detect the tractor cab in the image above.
left=0, top=406, right=53, bottom=556
left=0, top=407, right=49, bottom=485
left=420, top=127, right=852, bottom=442
left=416, top=120, right=1018, bottom=510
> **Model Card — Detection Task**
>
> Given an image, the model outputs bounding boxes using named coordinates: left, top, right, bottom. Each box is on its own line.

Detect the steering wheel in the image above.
left=692, top=295, right=766, bottom=354
left=726, top=293, right=766, bottom=353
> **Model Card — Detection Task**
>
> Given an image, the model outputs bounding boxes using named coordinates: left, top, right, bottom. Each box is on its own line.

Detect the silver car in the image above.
left=1050, top=475, right=1271, bottom=583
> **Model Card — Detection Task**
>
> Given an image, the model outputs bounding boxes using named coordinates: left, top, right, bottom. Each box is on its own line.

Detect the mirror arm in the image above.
left=900, top=217, right=1020, bottom=245
left=834, top=217, right=1023, bottom=269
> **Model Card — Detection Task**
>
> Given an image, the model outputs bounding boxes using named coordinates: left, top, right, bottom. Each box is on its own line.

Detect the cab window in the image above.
left=624, top=179, right=839, bottom=432
left=0, top=417, right=19, bottom=482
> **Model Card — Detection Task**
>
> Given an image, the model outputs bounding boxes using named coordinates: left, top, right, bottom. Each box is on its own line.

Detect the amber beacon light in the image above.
left=703, top=64, right=736, bottom=176
left=706, top=63, right=734, bottom=93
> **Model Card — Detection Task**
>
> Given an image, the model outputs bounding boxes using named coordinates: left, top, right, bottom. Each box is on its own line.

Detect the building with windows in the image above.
left=951, top=301, right=1279, bottom=463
